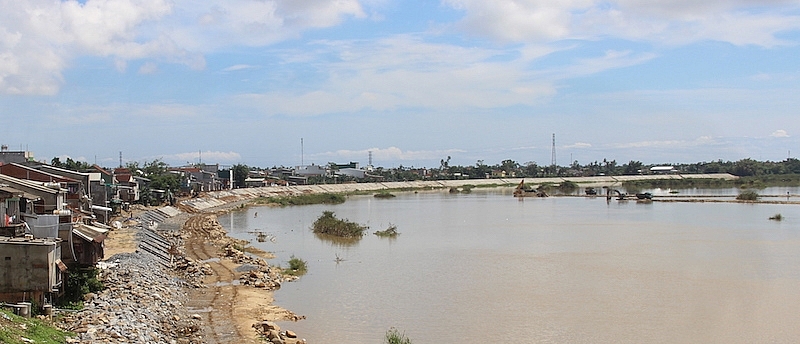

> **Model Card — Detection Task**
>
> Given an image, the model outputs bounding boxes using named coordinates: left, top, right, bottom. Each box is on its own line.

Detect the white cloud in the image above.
left=234, top=36, right=560, bottom=115
left=311, top=146, right=466, bottom=163
left=565, top=142, right=592, bottom=149
left=138, top=62, right=158, bottom=74
left=445, top=0, right=800, bottom=46
left=0, top=0, right=365, bottom=95
left=771, top=129, right=789, bottom=138
left=222, top=64, right=256, bottom=72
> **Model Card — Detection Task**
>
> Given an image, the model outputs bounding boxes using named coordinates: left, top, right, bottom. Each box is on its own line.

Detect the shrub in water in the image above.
left=736, top=190, right=759, bottom=201
left=385, top=327, right=412, bottom=344
left=312, top=211, right=367, bottom=238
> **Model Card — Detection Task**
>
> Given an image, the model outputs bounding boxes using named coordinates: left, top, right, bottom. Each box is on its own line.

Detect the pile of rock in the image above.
left=60, top=252, right=203, bottom=344
left=253, top=320, right=306, bottom=344
left=174, top=256, right=214, bottom=288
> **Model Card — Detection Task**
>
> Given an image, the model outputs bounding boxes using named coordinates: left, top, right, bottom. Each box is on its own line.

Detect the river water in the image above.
left=220, top=187, right=800, bottom=343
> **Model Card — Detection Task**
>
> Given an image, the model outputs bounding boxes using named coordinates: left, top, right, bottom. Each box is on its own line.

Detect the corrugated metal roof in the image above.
left=73, top=223, right=108, bottom=243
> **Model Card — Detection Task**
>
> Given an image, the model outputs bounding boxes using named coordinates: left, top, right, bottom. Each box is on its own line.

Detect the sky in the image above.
left=1, top=0, right=799, bottom=169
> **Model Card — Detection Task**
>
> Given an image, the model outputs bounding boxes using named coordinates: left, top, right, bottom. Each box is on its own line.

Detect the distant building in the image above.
left=0, top=145, right=34, bottom=165
left=650, top=166, right=677, bottom=174
left=295, top=164, right=327, bottom=177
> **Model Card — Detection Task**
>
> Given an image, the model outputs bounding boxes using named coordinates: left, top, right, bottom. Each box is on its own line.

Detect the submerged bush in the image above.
left=736, top=190, right=759, bottom=201
left=311, top=211, right=367, bottom=238
left=284, top=256, right=308, bottom=276
left=374, top=191, right=396, bottom=198
left=769, top=213, right=783, bottom=221
left=385, top=327, right=412, bottom=344
left=374, top=224, right=399, bottom=237
left=267, top=193, right=345, bottom=206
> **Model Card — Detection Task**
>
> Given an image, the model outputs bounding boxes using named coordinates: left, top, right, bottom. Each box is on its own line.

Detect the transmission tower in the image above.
left=550, top=133, right=556, bottom=167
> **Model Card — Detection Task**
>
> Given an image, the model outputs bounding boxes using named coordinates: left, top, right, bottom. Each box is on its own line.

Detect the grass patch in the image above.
left=0, top=309, right=74, bottom=344
left=736, top=190, right=759, bottom=201
left=283, top=256, right=308, bottom=276
left=311, top=211, right=368, bottom=238
left=374, top=224, right=399, bottom=237
left=385, top=327, right=412, bottom=344
left=266, top=193, right=346, bottom=206
left=769, top=213, right=783, bottom=221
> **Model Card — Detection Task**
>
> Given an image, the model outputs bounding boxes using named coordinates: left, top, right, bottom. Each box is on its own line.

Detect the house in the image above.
left=337, top=168, right=367, bottom=179
left=0, top=145, right=34, bottom=165
left=295, top=164, right=327, bottom=177
left=34, top=164, right=112, bottom=224
left=0, top=173, right=104, bottom=266
left=113, top=168, right=140, bottom=203
left=0, top=163, right=86, bottom=212
left=0, top=236, right=64, bottom=306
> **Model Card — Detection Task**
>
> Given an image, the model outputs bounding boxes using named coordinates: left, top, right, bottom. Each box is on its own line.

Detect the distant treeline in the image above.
left=368, top=157, right=800, bottom=182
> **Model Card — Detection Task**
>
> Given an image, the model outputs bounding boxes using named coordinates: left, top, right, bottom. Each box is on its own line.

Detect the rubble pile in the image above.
left=174, top=256, right=214, bottom=289
left=221, top=243, right=300, bottom=289
left=252, top=320, right=306, bottom=344
left=60, top=252, right=203, bottom=344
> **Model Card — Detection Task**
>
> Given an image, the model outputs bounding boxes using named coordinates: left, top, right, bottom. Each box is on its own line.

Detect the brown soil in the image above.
left=181, top=214, right=301, bottom=344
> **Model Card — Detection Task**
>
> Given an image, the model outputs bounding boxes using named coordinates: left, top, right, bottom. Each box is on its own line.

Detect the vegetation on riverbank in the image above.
left=263, top=193, right=346, bottom=206
left=385, top=327, right=413, bottom=344
left=374, top=191, right=396, bottom=198
left=283, top=256, right=308, bottom=276
left=737, top=190, right=760, bottom=201
left=0, top=309, right=74, bottom=344
left=374, top=224, right=399, bottom=237
left=311, top=211, right=368, bottom=238
left=57, top=267, right=104, bottom=309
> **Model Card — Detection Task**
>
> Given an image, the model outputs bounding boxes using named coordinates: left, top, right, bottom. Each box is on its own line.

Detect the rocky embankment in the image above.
left=59, top=207, right=305, bottom=344
left=60, top=251, right=204, bottom=344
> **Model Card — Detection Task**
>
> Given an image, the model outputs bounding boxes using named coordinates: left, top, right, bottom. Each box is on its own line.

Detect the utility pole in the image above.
left=301, top=138, right=304, bottom=167
left=119, top=151, right=123, bottom=168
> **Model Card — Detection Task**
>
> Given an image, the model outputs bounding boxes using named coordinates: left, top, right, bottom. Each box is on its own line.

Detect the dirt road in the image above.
left=181, top=214, right=302, bottom=344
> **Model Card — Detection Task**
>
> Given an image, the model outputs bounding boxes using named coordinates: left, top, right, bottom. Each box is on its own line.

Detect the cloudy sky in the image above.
left=1, top=0, right=799, bottom=168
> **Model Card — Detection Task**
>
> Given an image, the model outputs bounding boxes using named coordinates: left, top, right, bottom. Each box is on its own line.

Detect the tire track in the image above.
left=183, top=214, right=247, bottom=344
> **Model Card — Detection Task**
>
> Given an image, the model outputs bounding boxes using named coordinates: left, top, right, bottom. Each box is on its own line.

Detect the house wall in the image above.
left=0, top=238, right=62, bottom=293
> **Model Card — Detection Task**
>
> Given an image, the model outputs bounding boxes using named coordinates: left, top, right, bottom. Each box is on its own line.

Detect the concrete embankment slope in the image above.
left=180, top=173, right=737, bottom=212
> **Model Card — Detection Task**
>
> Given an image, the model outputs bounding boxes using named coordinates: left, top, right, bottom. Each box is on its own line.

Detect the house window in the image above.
left=4, top=257, right=10, bottom=261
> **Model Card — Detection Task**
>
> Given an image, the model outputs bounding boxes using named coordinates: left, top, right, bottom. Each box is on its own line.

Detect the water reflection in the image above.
left=313, top=232, right=362, bottom=248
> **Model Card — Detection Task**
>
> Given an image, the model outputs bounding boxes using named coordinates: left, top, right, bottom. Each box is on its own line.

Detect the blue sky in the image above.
left=1, top=0, right=799, bottom=169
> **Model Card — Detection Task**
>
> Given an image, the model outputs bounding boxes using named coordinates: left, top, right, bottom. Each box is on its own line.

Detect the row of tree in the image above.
left=51, top=157, right=800, bottom=188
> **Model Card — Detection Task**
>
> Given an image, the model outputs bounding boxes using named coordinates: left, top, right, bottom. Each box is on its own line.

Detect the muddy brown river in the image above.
left=221, top=187, right=800, bottom=343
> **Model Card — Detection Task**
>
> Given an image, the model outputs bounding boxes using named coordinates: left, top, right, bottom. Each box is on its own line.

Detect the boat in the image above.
left=635, top=192, right=653, bottom=200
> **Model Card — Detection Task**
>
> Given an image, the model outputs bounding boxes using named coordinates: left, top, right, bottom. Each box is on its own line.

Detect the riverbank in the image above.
left=58, top=201, right=306, bottom=344
left=179, top=174, right=740, bottom=212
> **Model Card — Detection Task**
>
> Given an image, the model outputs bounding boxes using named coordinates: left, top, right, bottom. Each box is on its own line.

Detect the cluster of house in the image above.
left=0, top=148, right=231, bottom=310
left=247, top=162, right=380, bottom=187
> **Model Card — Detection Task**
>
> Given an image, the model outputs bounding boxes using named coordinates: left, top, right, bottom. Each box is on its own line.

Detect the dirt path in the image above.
left=181, top=214, right=302, bottom=344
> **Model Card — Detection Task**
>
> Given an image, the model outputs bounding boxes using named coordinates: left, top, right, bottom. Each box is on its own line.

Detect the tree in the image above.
left=232, top=164, right=249, bottom=188
left=622, top=160, right=643, bottom=175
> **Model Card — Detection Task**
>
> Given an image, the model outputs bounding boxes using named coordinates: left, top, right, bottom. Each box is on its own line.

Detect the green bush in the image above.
left=736, top=190, right=759, bottom=201
left=267, top=193, right=345, bottom=206
left=57, top=267, right=104, bottom=309
left=285, top=256, right=308, bottom=276
left=311, top=211, right=367, bottom=238
left=374, top=191, right=396, bottom=198
left=374, top=224, right=399, bottom=237
left=385, top=327, right=412, bottom=344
